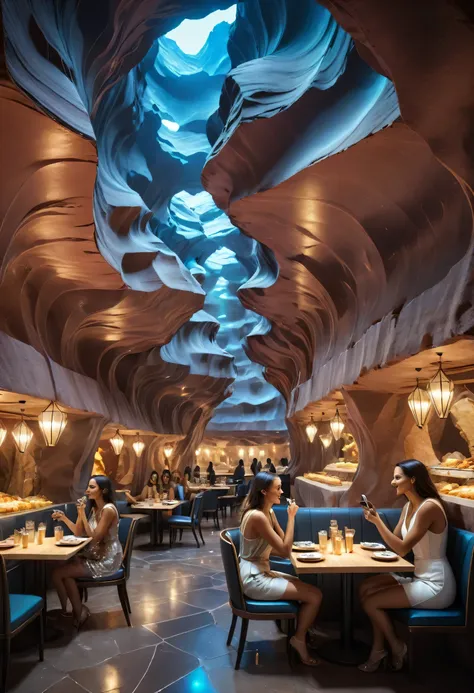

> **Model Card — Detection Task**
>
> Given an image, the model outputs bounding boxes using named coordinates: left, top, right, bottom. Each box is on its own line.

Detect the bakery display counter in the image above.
left=324, top=462, right=358, bottom=483
left=295, top=475, right=351, bottom=508
left=0, top=493, right=54, bottom=515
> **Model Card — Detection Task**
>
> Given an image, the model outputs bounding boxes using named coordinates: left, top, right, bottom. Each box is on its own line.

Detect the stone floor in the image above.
left=7, top=518, right=472, bottom=693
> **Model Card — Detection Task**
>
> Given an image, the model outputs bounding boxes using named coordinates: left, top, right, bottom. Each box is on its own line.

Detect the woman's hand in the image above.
left=51, top=510, right=66, bottom=522
left=287, top=500, right=299, bottom=518
left=363, top=502, right=380, bottom=525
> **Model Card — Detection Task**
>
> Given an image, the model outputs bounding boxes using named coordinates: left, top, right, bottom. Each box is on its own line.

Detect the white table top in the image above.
left=131, top=500, right=185, bottom=511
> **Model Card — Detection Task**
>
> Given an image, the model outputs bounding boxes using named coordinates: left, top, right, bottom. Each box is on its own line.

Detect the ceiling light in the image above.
left=330, top=409, right=345, bottom=440
left=12, top=408, right=33, bottom=454
left=164, top=445, right=174, bottom=458
left=195, top=448, right=201, bottom=456
left=319, top=432, right=333, bottom=449
left=132, top=433, right=145, bottom=458
left=110, top=429, right=125, bottom=455
left=427, top=353, right=454, bottom=419
left=38, top=401, right=67, bottom=446
left=305, top=415, right=317, bottom=443
left=408, top=368, right=432, bottom=428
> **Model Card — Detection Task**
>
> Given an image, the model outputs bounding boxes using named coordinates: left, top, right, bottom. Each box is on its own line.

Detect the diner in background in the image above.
left=207, top=461, right=216, bottom=486
left=233, top=459, right=246, bottom=482
left=193, top=465, right=201, bottom=482
left=125, top=470, right=159, bottom=504
left=358, top=459, right=456, bottom=673
left=275, top=458, right=289, bottom=474
left=239, top=472, right=322, bottom=666
left=263, top=458, right=276, bottom=473
left=160, top=469, right=176, bottom=499
left=250, top=457, right=262, bottom=476
left=50, top=475, right=122, bottom=628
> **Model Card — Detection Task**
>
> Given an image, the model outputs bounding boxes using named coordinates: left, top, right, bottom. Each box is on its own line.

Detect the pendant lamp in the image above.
left=12, top=408, right=33, bottom=453
left=0, top=421, right=6, bottom=448
left=330, top=409, right=345, bottom=440
left=195, top=448, right=201, bottom=456
left=38, top=400, right=67, bottom=446
left=319, top=432, right=333, bottom=449
left=408, top=368, right=432, bottom=428
left=110, top=429, right=124, bottom=455
left=164, top=445, right=173, bottom=458
left=427, top=353, right=454, bottom=418
left=305, top=415, right=318, bottom=443
left=132, top=432, right=145, bottom=458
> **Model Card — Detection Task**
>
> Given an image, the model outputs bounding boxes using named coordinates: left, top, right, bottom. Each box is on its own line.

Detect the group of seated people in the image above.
left=239, top=460, right=456, bottom=671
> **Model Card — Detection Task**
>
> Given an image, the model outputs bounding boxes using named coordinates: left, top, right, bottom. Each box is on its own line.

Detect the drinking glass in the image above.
left=21, top=529, right=29, bottom=549
left=54, top=525, right=64, bottom=542
left=13, top=529, right=21, bottom=546
left=25, top=520, right=35, bottom=543
left=334, top=531, right=343, bottom=556
left=345, top=528, right=355, bottom=553
left=318, top=530, right=328, bottom=553
left=37, top=522, right=46, bottom=545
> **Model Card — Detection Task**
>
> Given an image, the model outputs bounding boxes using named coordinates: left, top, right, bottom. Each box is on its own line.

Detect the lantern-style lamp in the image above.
left=195, top=448, right=201, bottom=456
left=38, top=400, right=68, bottom=446
left=164, top=445, right=173, bottom=458
left=110, top=429, right=124, bottom=455
left=12, top=409, right=33, bottom=453
left=305, top=415, right=317, bottom=443
left=427, top=353, right=454, bottom=419
left=330, top=409, right=345, bottom=440
left=408, top=368, right=432, bottom=428
left=319, top=432, right=333, bottom=449
left=132, top=433, right=145, bottom=458
left=0, top=421, right=7, bottom=448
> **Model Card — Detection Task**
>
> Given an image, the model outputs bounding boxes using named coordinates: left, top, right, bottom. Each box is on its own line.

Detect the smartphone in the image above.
left=360, top=494, right=370, bottom=509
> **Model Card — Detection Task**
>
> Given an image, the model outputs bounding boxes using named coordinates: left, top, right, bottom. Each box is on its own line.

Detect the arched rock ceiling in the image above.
left=1, top=0, right=473, bottom=442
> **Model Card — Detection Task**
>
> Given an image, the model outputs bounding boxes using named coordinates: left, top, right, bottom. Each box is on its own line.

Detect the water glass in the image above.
left=334, top=531, right=343, bottom=556
left=345, top=528, right=355, bottom=553
left=21, top=529, right=29, bottom=549
left=318, top=530, right=328, bottom=553
left=25, top=520, right=35, bottom=543
left=54, top=525, right=64, bottom=542
left=37, top=522, right=46, bottom=545
left=13, top=529, right=21, bottom=546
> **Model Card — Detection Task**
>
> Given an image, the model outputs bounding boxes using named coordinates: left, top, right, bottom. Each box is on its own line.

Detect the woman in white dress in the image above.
left=359, top=459, right=456, bottom=672
left=239, top=472, right=322, bottom=666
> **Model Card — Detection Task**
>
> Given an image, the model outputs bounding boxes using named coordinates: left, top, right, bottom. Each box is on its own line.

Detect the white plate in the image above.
left=0, top=540, right=15, bottom=549
left=372, top=550, right=398, bottom=562
left=55, top=537, right=87, bottom=547
left=293, top=541, right=318, bottom=552
left=297, top=552, right=325, bottom=563
left=361, top=542, right=386, bottom=551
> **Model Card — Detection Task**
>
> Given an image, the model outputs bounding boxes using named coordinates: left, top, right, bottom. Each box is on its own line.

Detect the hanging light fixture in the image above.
left=408, top=368, right=432, bottom=428
left=38, top=400, right=67, bottom=446
left=427, top=352, right=454, bottom=419
left=195, top=448, right=201, bottom=456
left=330, top=409, right=345, bottom=440
left=12, top=406, right=33, bottom=454
left=0, top=421, right=6, bottom=448
left=164, top=445, right=173, bottom=458
left=110, top=429, right=124, bottom=455
left=305, top=415, right=318, bottom=443
left=132, top=432, right=145, bottom=458
left=318, top=412, right=333, bottom=449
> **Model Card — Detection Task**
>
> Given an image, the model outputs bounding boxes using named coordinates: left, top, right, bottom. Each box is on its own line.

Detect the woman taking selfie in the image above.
left=239, top=472, right=322, bottom=666
left=125, top=470, right=159, bottom=504
left=359, top=459, right=456, bottom=672
left=51, top=475, right=122, bottom=628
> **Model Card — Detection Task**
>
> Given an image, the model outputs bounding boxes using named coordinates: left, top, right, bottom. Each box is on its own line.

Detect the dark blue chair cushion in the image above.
left=9, top=594, right=43, bottom=631
left=77, top=568, right=124, bottom=583
left=168, top=516, right=197, bottom=527
left=245, top=599, right=298, bottom=615
left=118, top=516, right=133, bottom=548
left=393, top=602, right=466, bottom=627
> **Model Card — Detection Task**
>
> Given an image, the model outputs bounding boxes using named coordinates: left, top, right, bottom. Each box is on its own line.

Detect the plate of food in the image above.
left=162, top=500, right=178, bottom=505
left=292, top=541, right=318, bottom=552
left=361, top=542, right=386, bottom=551
left=297, top=552, right=325, bottom=563
left=0, top=539, right=15, bottom=549
left=372, top=550, right=399, bottom=562
left=55, top=536, right=88, bottom=547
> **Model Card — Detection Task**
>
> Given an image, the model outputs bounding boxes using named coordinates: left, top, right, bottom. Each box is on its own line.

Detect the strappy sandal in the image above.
left=74, top=605, right=90, bottom=630
left=358, top=649, right=388, bottom=673
left=289, top=636, right=321, bottom=666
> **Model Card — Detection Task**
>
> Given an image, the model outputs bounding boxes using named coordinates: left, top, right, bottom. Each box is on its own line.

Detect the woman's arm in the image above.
left=392, top=503, right=408, bottom=539
left=248, top=506, right=297, bottom=558
left=51, top=509, right=85, bottom=536
left=365, top=503, right=440, bottom=557
left=78, top=505, right=116, bottom=542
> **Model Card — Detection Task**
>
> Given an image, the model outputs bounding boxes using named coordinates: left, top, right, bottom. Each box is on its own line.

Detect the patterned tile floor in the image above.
left=7, top=518, right=471, bottom=693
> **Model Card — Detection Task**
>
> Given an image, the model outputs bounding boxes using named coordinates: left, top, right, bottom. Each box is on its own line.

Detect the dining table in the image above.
left=291, top=543, right=414, bottom=665
left=131, top=500, right=186, bottom=546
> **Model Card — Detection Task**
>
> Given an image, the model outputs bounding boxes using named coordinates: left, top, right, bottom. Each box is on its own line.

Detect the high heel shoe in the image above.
left=358, top=649, right=388, bottom=673
left=289, top=636, right=321, bottom=667
left=74, top=605, right=90, bottom=630
left=391, top=642, right=407, bottom=671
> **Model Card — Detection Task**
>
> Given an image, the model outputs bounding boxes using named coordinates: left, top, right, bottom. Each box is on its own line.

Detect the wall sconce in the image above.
left=408, top=368, right=432, bottom=428
left=110, top=429, right=124, bottom=455
left=330, top=409, right=345, bottom=440
left=305, top=415, right=317, bottom=443
left=238, top=448, right=244, bottom=457
left=164, top=445, right=174, bottom=458
left=38, top=401, right=68, bottom=446
left=132, top=433, right=145, bottom=458
left=249, top=447, right=255, bottom=457
left=12, top=406, right=33, bottom=454
left=427, top=353, right=454, bottom=419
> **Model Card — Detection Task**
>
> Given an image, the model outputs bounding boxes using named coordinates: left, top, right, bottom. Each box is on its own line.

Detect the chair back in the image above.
left=176, top=484, right=185, bottom=501
left=220, top=529, right=246, bottom=612
left=237, top=482, right=248, bottom=499
left=118, top=516, right=140, bottom=580
left=447, top=526, right=474, bottom=626
left=191, top=492, right=205, bottom=523
left=0, top=556, right=11, bottom=636
left=202, top=489, right=220, bottom=512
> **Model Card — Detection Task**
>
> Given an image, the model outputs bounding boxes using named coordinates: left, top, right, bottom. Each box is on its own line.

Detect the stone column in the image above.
left=287, top=418, right=325, bottom=479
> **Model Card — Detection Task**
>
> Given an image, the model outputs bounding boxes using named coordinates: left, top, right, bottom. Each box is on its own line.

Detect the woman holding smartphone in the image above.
left=359, top=460, right=456, bottom=672
left=239, top=472, right=322, bottom=666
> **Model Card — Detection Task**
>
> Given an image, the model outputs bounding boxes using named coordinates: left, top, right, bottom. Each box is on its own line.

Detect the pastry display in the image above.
left=437, top=456, right=474, bottom=471
left=334, top=461, right=358, bottom=470
left=304, top=472, right=342, bottom=486
left=0, top=493, right=53, bottom=514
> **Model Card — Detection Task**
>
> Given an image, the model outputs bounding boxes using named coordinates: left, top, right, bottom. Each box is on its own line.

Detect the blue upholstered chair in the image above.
left=202, top=489, right=223, bottom=529
left=220, top=529, right=298, bottom=670
left=168, top=492, right=205, bottom=548
left=76, top=515, right=140, bottom=627
left=391, top=526, right=474, bottom=670
left=1, top=556, right=44, bottom=691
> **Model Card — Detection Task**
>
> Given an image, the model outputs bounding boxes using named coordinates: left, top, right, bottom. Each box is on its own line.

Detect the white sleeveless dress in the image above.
left=239, top=509, right=297, bottom=599
left=393, top=499, right=456, bottom=608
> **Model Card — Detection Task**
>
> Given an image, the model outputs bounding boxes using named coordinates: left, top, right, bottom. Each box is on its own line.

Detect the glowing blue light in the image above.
left=161, top=118, right=180, bottom=132
left=165, top=6, right=237, bottom=55
left=218, top=314, right=226, bottom=319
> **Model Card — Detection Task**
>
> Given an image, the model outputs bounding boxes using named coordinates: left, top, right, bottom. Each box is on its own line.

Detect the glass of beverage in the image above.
left=318, top=530, right=328, bottom=553
left=21, top=529, right=29, bottom=549
left=345, top=528, right=355, bottom=553
left=13, top=529, right=21, bottom=546
left=54, top=525, right=64, bottom=542
left=25, top=520, right=35, bottom=543
left=334, top=531, right=343, bottom=556
left=37, top=522, right=46, bottom=545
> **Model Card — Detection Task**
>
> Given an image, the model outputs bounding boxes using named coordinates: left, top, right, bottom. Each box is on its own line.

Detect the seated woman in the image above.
left=263, top=458, right=276, bottom=474
left=233, top=459, right=246, bottom=482
left=239, top=472, right=322, bottom=666
left=160, top=469, right=176, bottom=500
left=125, top=470, right=159, bottom=504
left=193, top=465, right=201, bottom=482
left=51, top=475, right=122, bottom=628
left=359, top=459, right=456, bottom=672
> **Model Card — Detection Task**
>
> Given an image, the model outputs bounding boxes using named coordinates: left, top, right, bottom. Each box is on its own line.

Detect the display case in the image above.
left=430, top=458, right=474, bottom=502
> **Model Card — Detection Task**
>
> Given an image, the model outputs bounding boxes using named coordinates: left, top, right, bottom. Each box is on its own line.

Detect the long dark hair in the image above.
left=161, top=469, right=172, bottom=488
left=184, top=466, right=192, bottom=479
left=86, top=475, right=117, bottom=515
left=396, top=460, right=442, bottom=501
left=147, top=471, right=159, bottom=487
left=241, top=471, right=277, bottom=519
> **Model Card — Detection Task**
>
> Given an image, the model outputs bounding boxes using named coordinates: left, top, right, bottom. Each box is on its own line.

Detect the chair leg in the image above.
left=227, top=614, right=238, bottom=646
left=179, top=529, right=183, bottom=541
left=169, top=528, right=173, bottom=548
left=84, top=588, right=88, bottom=603
left=38, top=612, right=44, bottom=662
left=117, top=583, right=132, bottom=627
left=125, top=588, right=132, bottom=614
left=198, top=525, right=205, bottom=545
left=1, top=637, right=10, bottom=693
left=235, top=618, right=249, bottom=670
left=215, top=511, right=220, bottom=530
left=191, top=527, right=200, bottom=549
left=286, top=619, right=295, bottom=666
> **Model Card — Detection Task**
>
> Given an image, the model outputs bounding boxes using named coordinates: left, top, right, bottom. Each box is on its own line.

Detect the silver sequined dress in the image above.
left=81, top=503, right=123, bottom=579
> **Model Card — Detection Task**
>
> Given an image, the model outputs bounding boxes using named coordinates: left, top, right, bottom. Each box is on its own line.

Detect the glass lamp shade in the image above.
left=0, top=421, right=6, bottom=448
left=330, top=410, right=345, bottom=440
left=428, top=362, right=454, bottom=418
left=12, top=417, right=33, bottom=453
left=305, top=417, right=318, bottom=443
left=132, top=435, right=145, bottom=458
left=38, top=401, right=67, bottom=446
left=164, top=445, right=173, bottom=458
left=110, top=429, right=124, bottom=455
left=319, top=432, right=333, bottom=449
left=408, top=384, right=432, bottom=428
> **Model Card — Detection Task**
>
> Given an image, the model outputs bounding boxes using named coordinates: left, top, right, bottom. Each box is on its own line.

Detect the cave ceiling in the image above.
left=1, top=0, right=473, bottom=448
